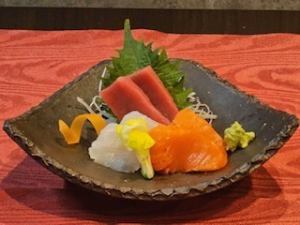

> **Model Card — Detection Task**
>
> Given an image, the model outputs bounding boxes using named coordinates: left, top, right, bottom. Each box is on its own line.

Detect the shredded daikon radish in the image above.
left=77, top=67, right=107, bottom=114
left=76, top=96, right=95, bottom=114
left=77, top=67, right=116, bottom=120
left=90, top=95, right=102, bottom=113
left=187, top=92, right=217, bottom=124
left=98, top=67, right=106, bottom=92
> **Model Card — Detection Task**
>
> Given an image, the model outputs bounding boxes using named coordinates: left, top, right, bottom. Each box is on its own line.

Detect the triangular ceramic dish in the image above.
left=3, top=60, right=298, bottom=200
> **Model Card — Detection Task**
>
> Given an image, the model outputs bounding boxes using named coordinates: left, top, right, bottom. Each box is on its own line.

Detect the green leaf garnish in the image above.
left=103, top=19, right=192, bottom=109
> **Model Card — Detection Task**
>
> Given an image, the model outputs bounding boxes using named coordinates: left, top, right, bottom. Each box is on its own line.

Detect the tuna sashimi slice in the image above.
left=101, top=76, right=170, bottom=124
left=130, top=66, right=178, bottom=120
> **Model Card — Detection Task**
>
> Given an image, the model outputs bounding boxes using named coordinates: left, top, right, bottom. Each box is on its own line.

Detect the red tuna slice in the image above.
left=101, top=76, right=170, bottom=124
left=130, top=66, right=178, bottom=121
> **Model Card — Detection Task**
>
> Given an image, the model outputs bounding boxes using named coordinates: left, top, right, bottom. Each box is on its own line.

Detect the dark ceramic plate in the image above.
left=3, top=60, right=299, bottom=201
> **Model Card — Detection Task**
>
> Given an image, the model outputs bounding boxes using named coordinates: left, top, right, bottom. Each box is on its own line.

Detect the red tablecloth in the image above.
left=0, top=30, right=299, bottom=224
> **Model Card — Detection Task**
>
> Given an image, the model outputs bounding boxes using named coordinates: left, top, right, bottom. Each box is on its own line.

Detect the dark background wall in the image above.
left=0, top=7, right=300, bottom=34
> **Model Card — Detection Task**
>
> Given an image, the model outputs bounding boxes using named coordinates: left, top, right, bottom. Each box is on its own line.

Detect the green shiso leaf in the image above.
left=103, top=19, right=192, bottom=109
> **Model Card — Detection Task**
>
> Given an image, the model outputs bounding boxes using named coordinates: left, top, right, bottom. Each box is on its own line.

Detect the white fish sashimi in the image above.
left=121, top=111, right=158, bottom=129
left=88, top=111, right=159, bottom=173
left=88, top=123, right=140, bottom=173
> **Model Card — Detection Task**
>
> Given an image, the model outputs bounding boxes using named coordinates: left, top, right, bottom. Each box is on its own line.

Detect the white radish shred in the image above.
left=187, top=92, right=217, bottom=124
left=89, top=95, right=103, bottom=114
left=76, top=67, right=114, bottom=120
left=98, top=67, right=106, bottom=92
left=76, top=96, right=95, bottom=114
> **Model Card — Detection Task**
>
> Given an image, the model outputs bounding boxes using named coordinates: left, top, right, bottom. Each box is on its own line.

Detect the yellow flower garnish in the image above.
left=116, top=118, right=155, bottom=179
left=59, top=113, right=106, bottom=144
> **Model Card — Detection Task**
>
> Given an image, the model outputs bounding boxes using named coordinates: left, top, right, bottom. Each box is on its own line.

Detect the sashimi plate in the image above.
left=3, top=59, right=298, bottom=201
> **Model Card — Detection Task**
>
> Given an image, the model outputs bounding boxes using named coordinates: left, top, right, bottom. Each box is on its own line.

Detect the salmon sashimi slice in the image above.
left=150, top=109, right=228, bottom=174
left=101, top=76, right=170, bottom=124
left=130, top=66, right=178, bottom=120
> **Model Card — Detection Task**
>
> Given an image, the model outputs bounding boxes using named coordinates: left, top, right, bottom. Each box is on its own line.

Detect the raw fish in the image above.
left=121, top=111, right=158, bottom=129
left=150, top=109, right=228, bottom=174
left=130, top=66, right=178, bottom=120
left=101, top=76, right=169, bottom=124
left=88, top=111, right=158, bottom=173
left=89, top=123, right=140, bottom=173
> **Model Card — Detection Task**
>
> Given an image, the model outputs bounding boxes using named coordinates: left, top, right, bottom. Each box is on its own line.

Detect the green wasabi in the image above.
left=224, top=121, right=255, bottom=152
